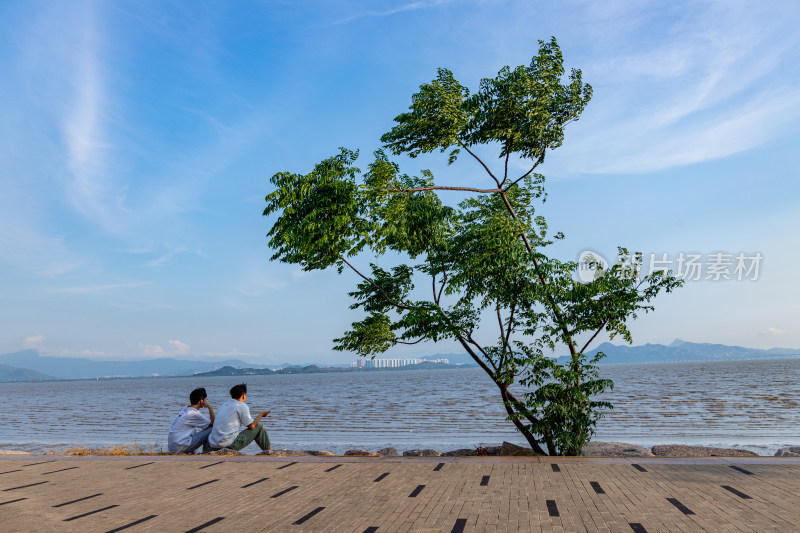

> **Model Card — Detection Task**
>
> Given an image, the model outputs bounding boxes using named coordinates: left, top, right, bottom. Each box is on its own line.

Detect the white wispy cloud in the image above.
left=143, top=246, right=205, bottom=268
left=0, top=2, right=114, bottom=276
left=23, top=335, right=45, bottom=349
left=168, top=339, right=191, bottom=355
left=331, top=0, right=455, bottom=25
left=51, top=282, right=152, bottom=294
left=768, top=327, right=784, bottom=336
left=139, top=343, right=164, bottom=356
left=0, top=221, right=80, bottom=277
left=540, top=0, right=800, bottom=175
left=52, top=1, right=126, bottom=233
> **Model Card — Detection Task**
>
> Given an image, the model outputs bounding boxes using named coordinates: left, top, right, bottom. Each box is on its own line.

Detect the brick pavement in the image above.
left=1, top=455, right=798, bottom=532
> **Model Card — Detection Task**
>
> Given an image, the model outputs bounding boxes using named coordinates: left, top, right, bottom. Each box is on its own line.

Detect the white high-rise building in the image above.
left=354, top=357, right=449, bottom=368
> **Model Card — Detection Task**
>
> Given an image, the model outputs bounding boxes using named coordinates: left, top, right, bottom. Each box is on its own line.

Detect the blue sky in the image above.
left=1, top=0, right=799, bottom=365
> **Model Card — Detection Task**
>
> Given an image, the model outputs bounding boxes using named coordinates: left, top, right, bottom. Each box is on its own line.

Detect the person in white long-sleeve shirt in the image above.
left=167, top=388, right=215, bottom=454
left=209, top=383, right=271, bottom=453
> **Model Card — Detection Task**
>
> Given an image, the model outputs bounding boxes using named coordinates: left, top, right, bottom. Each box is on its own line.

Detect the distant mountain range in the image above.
left=0, top=340, right=797, bottom=381
left=0, top=349, right=267, bottom=381
left=0, top=363, right=56, bottom=382
left=195, top=361, right=461, bottom=377
left=413, top=342, right=800, bottom=366
left=580, top=339, right=800, bottom=364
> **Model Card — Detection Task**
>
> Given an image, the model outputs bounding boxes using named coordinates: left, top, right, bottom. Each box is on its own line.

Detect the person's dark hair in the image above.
left=230, top=383, right=247, bottom=399
left=189, top=387, right=207, bottom=406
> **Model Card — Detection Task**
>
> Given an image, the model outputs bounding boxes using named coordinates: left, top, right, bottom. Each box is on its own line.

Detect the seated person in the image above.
left=167, top=387, right=215, bottom=454
left=209, top=383, right=271, bottom=453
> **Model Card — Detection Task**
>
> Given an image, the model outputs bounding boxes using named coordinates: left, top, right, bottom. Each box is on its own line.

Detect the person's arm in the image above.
left=202, top=399, right=215, bottom=425
left=247, top=409, right=270, bottom=430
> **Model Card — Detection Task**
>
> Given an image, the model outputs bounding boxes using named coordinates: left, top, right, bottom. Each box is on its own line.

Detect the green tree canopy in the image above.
left=264, top=38, right=682, bottom=455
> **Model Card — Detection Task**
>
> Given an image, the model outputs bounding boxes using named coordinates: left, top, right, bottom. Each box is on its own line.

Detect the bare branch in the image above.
left=580, top=318, right=609, bottom=355
left=496, top=303, right=508, bottom=352
left=457, top=139, right=501, bottom=187
left=396, top=337, right=427, bottom=345
left=396, top=185, right=501, bottom=194
left=505, top=292, right=517, bottom=355
left=437, top=257, right=448, bottom=303
left=501, top=143, right=511, bottom=187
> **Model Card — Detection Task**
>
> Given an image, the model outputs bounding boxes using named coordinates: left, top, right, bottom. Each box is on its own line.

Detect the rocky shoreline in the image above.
left=207, top=441, right=800, bottom=458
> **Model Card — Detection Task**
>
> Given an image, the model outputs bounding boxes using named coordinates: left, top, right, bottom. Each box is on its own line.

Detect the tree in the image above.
left=264, top=37, right=682, bottom=455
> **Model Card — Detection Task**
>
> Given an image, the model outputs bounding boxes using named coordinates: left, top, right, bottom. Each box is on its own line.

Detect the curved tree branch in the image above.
left=397, top=186, right=501, bottom=194
left=457, top=139, right=501, bottom=187
left=396, top=337, right=427, bottom=345
left=339, top=255, right=413, bottom=311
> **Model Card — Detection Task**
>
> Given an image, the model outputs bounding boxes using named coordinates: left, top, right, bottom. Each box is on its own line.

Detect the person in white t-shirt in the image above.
left=208, top=383, right=271, bottom=453
left=167, top=387, right=216, bottom=454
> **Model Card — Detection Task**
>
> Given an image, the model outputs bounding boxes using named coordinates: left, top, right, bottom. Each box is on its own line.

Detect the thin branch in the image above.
left=505, top=292, right=516, bottom=355
left=437, top=257, right=448, bottom=303
left=396, top=337, right=427, bottom=345
left=503, top=153, right=545, bottom=192
left=396, top=186, right=501, bottom=194
left=578, top=278, right=648, bottom=354
left=437, top=279, right=446, bottom=304
left=501, top=142, right=511, bottom=187
left=465, top=332, right=495, bottom=372
left=455, top=336, right=498, bottom=381
left=496, top=189, right=577, bottom=356
left=457, top=139, right=501, bottom=187
left=496, top=303, right=509, bottom=354
left=338, top=255, right=413, bottom=311
left=466, top=333, right=490, bottom=359
left=506, top=292, right=517, bottom=350
left=580, top=318, right=609, bottom=354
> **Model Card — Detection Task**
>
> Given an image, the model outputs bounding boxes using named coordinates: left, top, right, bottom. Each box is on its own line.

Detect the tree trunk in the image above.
left=498, top=385, right=547, bottom=455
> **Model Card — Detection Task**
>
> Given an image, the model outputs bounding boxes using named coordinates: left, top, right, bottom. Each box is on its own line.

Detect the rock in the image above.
left=208, top=448, right=242, bottom=456
left=775, top=446, right=800, bottom=457
left=442, top=448, right=476, bottom=457
left=402, top=449, right=442, bottom=457
left=485, top=446, right=502, bottom=456
left=500, top=441, right=540, bottom=456
left=344, top=449, right=378, bottom=456
left=376, top=447, right=398, bottom=457
left=272, top=449, right=311, bottom=456
left=308, top=450, right=335, bottom=456
left=652, top=445, right=758, bottom=457
left=582, top=441, right=653, bottom=457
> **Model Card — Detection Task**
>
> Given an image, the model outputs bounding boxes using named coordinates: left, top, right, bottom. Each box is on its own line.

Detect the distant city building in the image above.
left=350, top=357, right=449, bottom=368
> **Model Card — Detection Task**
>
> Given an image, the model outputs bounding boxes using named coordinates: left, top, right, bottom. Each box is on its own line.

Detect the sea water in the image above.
left=0, top=358, right=797, bottom=455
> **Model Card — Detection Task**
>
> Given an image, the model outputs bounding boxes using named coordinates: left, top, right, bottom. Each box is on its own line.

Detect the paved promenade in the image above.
left=1, top=455, right=798, bottom=532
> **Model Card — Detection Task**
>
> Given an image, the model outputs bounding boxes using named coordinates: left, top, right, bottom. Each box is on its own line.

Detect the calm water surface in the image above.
left=1, top=359, right=797, bottom=455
